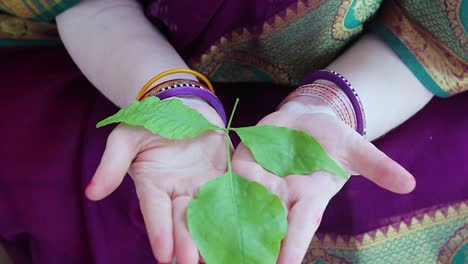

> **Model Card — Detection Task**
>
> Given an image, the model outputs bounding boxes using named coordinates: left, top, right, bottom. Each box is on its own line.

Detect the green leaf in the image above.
left=96, top=97, right=220, bottom=139
left=187, top=172, right=287, bottom=264
left=233, top=126, right=348, bottom=179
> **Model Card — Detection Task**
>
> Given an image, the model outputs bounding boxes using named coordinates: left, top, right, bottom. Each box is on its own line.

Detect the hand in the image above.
left=86, top=97, right=227, bottom=263
left=231, top=98, right=416, bottom=264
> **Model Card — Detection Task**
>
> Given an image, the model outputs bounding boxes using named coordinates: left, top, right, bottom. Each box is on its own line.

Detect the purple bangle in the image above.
left=156, top=87, right=227, bottom=126
left=300, top=70, right=366, bottom=136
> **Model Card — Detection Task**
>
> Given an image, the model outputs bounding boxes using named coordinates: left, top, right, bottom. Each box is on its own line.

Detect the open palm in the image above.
left=231, top=109, right=416, bottom=264
left=86, top=98, right=227, bottom=263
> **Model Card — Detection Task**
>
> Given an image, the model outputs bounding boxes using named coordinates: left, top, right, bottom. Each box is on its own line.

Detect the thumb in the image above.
left=86, top=126, right=139, bottom=201
left=345, top=135, right=416, bottom=194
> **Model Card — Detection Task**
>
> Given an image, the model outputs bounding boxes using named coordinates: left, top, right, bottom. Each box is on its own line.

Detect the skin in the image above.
left=57, top=0, right=433, bottom=263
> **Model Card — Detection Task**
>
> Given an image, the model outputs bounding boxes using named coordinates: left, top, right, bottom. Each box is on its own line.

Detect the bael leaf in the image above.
left=96, top=97, right=220, bottom=139
left=233, top=126, right=348, bottom=179
left=187, top=172, right=287, bottom=264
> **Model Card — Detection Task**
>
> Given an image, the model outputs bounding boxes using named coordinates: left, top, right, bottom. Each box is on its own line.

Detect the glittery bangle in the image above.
left=141, top=79, right=210, bottom=100
left=156, top=87, right=227, bottom=126
left=300, top=70, right=366, bottom=136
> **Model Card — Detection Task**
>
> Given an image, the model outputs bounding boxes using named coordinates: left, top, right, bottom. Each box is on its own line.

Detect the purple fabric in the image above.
left=0, top=45, right=467, bottom=263
left=0, top=47, right=154, bottom=264
left=300, top=70, right=366, bottom=136
left=144, top=0, right=295, bottom=58
left=156, top=87, right=228, bottom=126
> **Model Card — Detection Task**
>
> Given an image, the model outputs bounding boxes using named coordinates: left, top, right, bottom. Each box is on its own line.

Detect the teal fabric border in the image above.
left=29, top=0, right=57, bottom=21
left=368, top=22, right=452, bottom=98
left=344, top=0, right=382, bottom=29
left=16, top=0, right=81, bottom=22
left=46, top=0, right=81, bottom=20
left=21, top=0, right=48, bottom=21
left=0, top=38, right=62, bottom=47
left=460, top=0, right=468, bottom=32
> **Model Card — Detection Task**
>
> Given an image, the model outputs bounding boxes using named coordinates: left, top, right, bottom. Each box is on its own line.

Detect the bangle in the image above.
left=141, top=79, right=210, bottom=99
left=136, top=68, right=215, bottom=100
left=156, top=87, right=227, bottom=126
left=279, top=83, right=358, bottom=131
left=300, top=70, right=366, bottom=136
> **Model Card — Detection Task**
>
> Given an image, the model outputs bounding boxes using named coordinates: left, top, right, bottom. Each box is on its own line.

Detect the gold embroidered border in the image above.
left=309, top=201, right=467, bottom=250
left=196, top=50, right=291, bottom=83
left=378, top=2, right=467, bottom=95
left=0, top=13, right=58, bottom=39
left=302, top=201, right=467, bottom=263
left=2, top=0, right=58, bottom=18
left=331, top=0, right=361, bottom=40
left=189, top=0, right=326, bottom=72
left=446, top=0, right=467, bottom=50
left=438, top=224, right=468, bottom=263
left=0, top=0, right=34, bottom=18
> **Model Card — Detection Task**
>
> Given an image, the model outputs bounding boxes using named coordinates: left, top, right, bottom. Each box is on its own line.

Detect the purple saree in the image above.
left=1, top=45, right=466, bottom=263
left=0, top=0, right=466, bottom=263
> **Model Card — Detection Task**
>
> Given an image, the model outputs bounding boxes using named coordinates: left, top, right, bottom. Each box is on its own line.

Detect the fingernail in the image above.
left=85, top=179, right=94, bottom=191
left=84, top=181, right=97, bottom=200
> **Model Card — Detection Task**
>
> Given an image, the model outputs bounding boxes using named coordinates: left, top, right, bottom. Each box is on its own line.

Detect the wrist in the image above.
left=278, top=83, right=361, bottom=133
left=173, top=96, right=225, bottom=127
left=174, top=95, right=210, bottom=105
left=288, top=70, right=367, bottom=136
left=278, top=95, right=338, bottom=117
left=137, top=69, right=227, bottom=126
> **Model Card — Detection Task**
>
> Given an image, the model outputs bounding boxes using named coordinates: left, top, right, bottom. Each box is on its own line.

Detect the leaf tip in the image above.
left=96, top=120, right=106, bottom=128
left=96, top=118, right=114, bottom=128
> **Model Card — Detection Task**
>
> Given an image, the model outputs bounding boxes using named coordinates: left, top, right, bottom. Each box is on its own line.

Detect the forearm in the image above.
left=57, top=0, right=193, bottom=107
left=325, top=33, right=433, bottom=140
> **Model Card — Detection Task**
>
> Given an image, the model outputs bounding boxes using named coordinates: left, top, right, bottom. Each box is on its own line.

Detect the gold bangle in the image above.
left=136, top=68, right=215, bottom=100
left=141, top=79, right=211, bottom=100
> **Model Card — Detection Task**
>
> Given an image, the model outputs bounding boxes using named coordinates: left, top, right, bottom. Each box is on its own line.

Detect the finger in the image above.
left=86, top=127, right=139, bottom=201
left=257, top=112, right=415, bottom=194
left=346, top=135, right=416, bottom=194
left=135, top=182, right=173, bottom=263
left=277, top=193, right=330, bottom=264
left=173, top=196, right=199, bottom=264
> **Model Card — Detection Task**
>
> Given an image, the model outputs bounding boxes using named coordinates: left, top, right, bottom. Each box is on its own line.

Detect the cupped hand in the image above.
left=86, top=97, right=227, bottom=264
left=231, top=100, right=416, bottom=264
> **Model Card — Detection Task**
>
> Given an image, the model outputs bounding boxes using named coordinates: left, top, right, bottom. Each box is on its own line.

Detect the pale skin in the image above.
left=57, top=0, right=434, bottom=263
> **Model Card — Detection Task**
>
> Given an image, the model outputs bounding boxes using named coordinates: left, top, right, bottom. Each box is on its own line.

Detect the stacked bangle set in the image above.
left=137, top=68, right=366, bottom=136
left=136, top=68, right=227, bottom=126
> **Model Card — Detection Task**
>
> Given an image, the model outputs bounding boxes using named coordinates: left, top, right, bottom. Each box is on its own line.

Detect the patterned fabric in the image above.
left=304, top=201, right=468, bottom=263
left=0, top=1, right=466, bottom=262
left=0, top=13, right=60, bottom=46
left=0, top=45, right=467, bottom=263
left=369, top=0, right=467, bottom=97
left=1, top=0, right=466, bottom=94
left=0, top=0, right=79, bottom=45
left=0, top=0, right=79, bottom=21
left=187, top=0, right=377, bottom=86
left=150, top=0, right=464, bottom=96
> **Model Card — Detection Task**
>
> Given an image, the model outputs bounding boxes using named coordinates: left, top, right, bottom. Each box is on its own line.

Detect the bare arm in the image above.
left=57, top=2, right=222, bottom=263
left=56, top=0, right=195, bottom=108
left=235, top=33, right=427, bottom=264
left=326, top=33, right=434, bottom=140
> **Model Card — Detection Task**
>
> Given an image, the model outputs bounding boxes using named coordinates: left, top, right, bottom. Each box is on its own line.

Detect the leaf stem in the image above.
left=227, top=98, right=239, bottom=131
left=225, top=98, right=239, bottom=173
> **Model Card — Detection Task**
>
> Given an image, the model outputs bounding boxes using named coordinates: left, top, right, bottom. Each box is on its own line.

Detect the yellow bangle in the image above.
left=136, top=69, right=215, bottom=100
